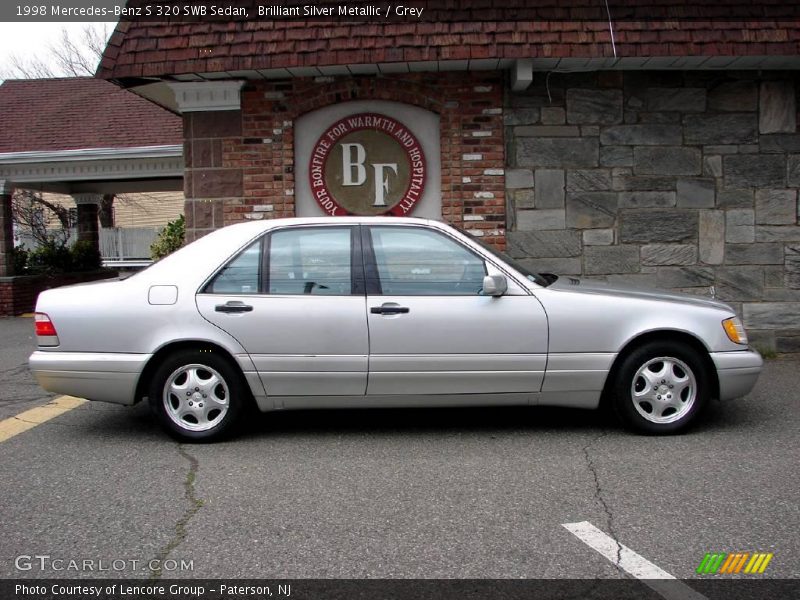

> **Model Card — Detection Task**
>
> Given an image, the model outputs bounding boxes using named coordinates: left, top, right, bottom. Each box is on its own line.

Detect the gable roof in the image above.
left=0, top=77, right=181, bottom=154
left=97, top=6, right=800, bottom=80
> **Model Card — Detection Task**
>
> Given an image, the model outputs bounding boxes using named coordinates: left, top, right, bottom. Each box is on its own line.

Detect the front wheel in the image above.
left=612, top=341, right=710, bottom=434
left=149, top=350, right=246, bottom=441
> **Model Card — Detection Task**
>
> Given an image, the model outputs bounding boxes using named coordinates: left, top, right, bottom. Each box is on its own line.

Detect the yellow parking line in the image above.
left=20, top=313, right=34, bottom=318
left=0, top=396, right=87, bottom=443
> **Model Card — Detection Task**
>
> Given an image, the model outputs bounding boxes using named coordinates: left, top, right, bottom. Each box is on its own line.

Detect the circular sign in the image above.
left=308, top=113, right=427, bottom=216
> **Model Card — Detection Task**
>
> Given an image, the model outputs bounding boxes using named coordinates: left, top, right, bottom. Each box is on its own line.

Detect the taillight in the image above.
left=34, top=312, right=58, bottom=337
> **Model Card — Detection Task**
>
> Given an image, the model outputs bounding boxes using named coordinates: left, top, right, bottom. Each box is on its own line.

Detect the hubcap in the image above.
left=630, top=356, right=697, bottom=424
left=163, top=364, right=229, bottom=432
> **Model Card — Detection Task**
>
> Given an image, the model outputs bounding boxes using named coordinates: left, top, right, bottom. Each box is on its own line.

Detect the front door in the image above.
left=196, top=224, right=368, bottom=397
left=363, top=225, right=548, bottom=396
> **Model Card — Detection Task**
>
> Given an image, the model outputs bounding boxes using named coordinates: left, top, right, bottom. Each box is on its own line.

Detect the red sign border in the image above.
left=308, top=112, right=427, bottom=217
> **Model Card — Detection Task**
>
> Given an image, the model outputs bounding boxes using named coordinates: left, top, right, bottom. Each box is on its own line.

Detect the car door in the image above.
left=363, top=224, right=548, bottom=397
left=196, top=224, right=369, bottom=398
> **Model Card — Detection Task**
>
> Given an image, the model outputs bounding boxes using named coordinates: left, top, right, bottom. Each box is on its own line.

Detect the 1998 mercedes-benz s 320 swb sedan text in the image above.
left=29, top=217, right=762, bottom=440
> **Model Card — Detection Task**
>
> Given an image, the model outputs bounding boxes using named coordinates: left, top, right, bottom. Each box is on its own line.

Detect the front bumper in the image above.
left=710, top=349, right=763, bottom=401
left=29, top=351, right=151, bottom=405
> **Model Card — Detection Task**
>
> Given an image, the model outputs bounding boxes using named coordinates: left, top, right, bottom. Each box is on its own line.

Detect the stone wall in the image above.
left=505, top=70, right=800, bottom=353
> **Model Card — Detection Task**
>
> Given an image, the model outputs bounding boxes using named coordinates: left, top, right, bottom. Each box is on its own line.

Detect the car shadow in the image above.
left=236, top=404, right=618, bottom=440
left=73, top=387, right=769, bottom=443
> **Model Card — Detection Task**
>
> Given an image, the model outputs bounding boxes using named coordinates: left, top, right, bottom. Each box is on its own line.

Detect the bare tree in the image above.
left=2, top=24, right=109, bottom=79
left=4, top=25, right=118, bottom=228
left=50, top=24, right=110, bottom=77
left=4, top=25, right=121, bottom=229
left=12, top=190, right=72, bottom=248
left=99, top=194, right=115, bottom=228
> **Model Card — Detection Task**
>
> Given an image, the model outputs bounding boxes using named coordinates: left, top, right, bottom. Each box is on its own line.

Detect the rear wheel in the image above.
left=612, top=341, right=710, bottom=434
left=148, top=350, right=246, bottom=441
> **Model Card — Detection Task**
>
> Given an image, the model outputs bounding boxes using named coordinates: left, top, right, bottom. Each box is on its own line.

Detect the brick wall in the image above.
left=184, top=72, right=507, bottom=248
left=505, top=70, right=800, bottom=352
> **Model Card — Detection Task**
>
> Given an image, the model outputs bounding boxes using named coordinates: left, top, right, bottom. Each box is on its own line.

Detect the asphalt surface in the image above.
left=0, top=316, right=53, bottom=420
left=0, top=315, right=797, bottom=582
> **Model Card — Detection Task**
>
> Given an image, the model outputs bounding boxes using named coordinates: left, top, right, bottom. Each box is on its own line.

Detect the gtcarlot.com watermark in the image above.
left=15, top=554, right=194, bottom=573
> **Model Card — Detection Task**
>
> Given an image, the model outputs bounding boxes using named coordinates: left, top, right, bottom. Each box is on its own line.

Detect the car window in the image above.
left=368, top=226, right=486, bottom=295
left=205, top=239, right=262, bottom=294
left=268, top=227, right=352, bottom=295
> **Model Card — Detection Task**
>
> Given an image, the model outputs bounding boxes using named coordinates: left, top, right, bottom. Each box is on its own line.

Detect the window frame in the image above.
left=200, top=236, right=264, bottom=295
left=200, top=224, right=363, bottom=297
left=362, top=224, right=488, bottom=297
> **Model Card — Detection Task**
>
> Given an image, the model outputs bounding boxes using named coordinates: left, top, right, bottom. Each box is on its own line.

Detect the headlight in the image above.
left=722, top=316, right=748, bottom=345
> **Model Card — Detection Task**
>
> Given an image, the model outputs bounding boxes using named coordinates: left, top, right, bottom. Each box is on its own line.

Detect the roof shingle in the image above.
left=97, top=2, right=800, bottom=80
left=0, top=77, right=181, bottom=154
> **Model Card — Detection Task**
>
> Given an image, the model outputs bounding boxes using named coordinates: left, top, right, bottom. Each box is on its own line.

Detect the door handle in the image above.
left=370, top=305, right=410, bottom=315
left=215, top=301, right=253, bottom=314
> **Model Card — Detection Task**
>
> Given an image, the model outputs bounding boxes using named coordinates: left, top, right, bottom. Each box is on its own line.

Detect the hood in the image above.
left=548, top=276, right=734, bottom=312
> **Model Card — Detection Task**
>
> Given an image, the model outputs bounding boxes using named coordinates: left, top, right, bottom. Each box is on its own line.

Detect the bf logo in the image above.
left=309, top=113, right=427, bottom=216
left=340, top=142, right=397, bottom=208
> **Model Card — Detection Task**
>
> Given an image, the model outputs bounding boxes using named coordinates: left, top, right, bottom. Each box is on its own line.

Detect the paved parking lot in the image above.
left=0, top=316, right=797, bottom=584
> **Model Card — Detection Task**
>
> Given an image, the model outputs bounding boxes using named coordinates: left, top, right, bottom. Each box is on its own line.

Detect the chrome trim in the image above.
left=369, top=354, right=546, bottom=372
left=250, top=354, right=368, bottom=372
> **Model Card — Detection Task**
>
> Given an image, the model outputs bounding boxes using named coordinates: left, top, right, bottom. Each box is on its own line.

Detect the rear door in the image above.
left=196, top=224, right=369, bottom=397
left=363, top=224, right=548, bottom=397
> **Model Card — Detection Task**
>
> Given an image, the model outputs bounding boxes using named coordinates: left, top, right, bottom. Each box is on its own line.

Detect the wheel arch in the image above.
left=601, top=330, right=720, bottom=406
left=134, top=340, right=253, bottom=406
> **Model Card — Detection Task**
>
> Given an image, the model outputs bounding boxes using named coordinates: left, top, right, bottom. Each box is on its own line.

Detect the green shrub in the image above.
left=70, top=240, right=102, bottom=271
left=12, top=245, right=29, bottom=273
left=150, top=215, right=185, bottom=260
left=27, top=241, right=73, bottom=274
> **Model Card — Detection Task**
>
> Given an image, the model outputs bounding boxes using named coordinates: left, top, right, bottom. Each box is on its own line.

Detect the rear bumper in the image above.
left=710, top=349, right=763, bottom=401
left=29, top=351, right=151, bottom=406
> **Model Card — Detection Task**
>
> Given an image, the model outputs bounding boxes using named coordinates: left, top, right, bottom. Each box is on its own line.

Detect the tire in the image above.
left=148, top=349, right=247, bottom=442
left=612, top=341, right=710, bottom=434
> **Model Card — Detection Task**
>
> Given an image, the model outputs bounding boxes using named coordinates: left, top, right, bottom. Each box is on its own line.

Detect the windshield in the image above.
left=456, top=228, right=555, bottom=287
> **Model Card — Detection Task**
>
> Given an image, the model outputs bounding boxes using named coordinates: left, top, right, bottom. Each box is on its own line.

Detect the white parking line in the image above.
left=563, top=521, right=708, bottom=600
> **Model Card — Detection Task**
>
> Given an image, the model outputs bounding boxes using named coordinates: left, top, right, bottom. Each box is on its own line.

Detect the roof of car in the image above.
left=201, top=216, right=439, bottom=238
left=139, top=216, right=456, bottom=286
left=246, top=215, right=434, bottom=227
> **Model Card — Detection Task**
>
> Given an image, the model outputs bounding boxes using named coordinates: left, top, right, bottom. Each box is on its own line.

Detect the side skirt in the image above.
left=258, top=392, right=539, bottom=412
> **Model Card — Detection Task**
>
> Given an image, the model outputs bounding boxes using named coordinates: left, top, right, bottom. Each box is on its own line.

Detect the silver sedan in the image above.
left=29, top=217, right=762, bottom=440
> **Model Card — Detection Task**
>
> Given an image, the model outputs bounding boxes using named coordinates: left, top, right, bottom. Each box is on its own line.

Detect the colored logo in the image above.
left=309, top=113, right=426, bottom=217
left=696, top=552, right=774, bottom=574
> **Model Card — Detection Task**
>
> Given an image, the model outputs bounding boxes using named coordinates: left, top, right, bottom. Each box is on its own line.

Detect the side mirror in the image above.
left=482, top=274, right=508, bottom=297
